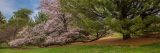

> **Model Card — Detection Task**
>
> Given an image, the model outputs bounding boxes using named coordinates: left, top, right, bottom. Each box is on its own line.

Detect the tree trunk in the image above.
left=90, top=32, right=103, bottom=42
left=96, top=33, right=99, bottom=39
left=123, top=34, right=131, bottom=40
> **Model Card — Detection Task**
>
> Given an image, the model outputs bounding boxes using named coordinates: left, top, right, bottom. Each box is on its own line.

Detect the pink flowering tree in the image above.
left=9, top=0, right=90, bottom=47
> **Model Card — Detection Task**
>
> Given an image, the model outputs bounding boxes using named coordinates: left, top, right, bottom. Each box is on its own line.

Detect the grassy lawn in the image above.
left=0, top=43, right=160, bottom=53
left=0, top=33, right=160, bottom=53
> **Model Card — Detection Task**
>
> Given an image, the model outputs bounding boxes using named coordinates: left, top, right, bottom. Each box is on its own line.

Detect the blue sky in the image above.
left=0, top=0, right=40, bottom=20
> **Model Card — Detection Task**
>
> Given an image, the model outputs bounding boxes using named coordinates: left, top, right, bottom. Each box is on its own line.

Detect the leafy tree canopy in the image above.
left=8, top=8, right=32, bottom=28
left=60, top=0, right=160, bottom=40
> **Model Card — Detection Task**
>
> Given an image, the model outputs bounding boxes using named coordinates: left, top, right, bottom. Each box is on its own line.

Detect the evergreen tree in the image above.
left=8, top=8, right=32, bottom=28
left=8, top=8, right=32, bottom=36
left=0, top=11, right=6, bottom=30
left=0, top=11, right=6, bottom=24
left=60, top=0, right=160, bottom=40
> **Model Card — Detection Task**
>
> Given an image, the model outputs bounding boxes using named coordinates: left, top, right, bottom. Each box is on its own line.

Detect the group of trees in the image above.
left=60, top=0, right=160, bottom=40
left=0, top=9, right=48, bottom=44
left=1, top=0, right=160, bottom=47
left=8, top=0, right=92, bottom=47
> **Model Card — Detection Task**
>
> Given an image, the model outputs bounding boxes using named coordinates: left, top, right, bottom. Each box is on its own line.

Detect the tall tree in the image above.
left=60, top=0, right=160, bottom=40
left=8, top=8, right=32, bottom=36
left=0, top=11, right=6, bottom=24
left=0, top=11, right=6, bottom=30
left=8, top=8, right=32, bottom=27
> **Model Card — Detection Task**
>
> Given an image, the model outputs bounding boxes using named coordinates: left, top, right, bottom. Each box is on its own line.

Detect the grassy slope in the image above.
left=0, top=43, right=160, bottom=53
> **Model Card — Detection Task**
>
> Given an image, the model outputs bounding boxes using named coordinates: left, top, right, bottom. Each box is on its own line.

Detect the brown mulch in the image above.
left=72, top=37, right=160, bottom=46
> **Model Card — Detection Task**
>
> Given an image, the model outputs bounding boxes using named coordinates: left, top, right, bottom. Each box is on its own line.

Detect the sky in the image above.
left=0, top=0, right=40, bottom=20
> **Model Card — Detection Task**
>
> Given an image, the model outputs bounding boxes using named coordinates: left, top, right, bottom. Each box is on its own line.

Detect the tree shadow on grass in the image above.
left=0, top=47, right=11, bottom=49
left=0, top=46, right=42, bottom=50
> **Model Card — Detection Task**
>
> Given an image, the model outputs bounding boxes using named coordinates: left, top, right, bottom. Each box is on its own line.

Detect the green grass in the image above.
left=111, top=33, right=123, bottom=38
left=0, top=43, right=160, bottom=53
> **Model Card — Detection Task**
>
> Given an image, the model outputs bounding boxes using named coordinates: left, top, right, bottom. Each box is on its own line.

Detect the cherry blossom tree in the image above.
left=9, top=0, right=90, bottom=47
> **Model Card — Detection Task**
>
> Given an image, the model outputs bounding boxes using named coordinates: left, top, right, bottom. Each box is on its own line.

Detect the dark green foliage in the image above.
left=0, top=11, right=6, bottom=30
left=8, top=8, right=33, bottom=28
left=0, top=11, right=6, bottom=24
left=34, top=12, right=48, bottom=24
left=7, top=8, right=33, bottom=37
left=60, top=0, right=160, bottom=40
left=76, top=17, right=106, bottom=39
left=105, top=16, right=160, bottom=37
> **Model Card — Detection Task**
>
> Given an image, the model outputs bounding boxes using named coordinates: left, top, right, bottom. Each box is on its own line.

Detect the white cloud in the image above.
left=30, top=10, right=40, bottom=21
left=0, top=0, right=16, bottom=20
left=0, top=0, right=40, bottom=20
